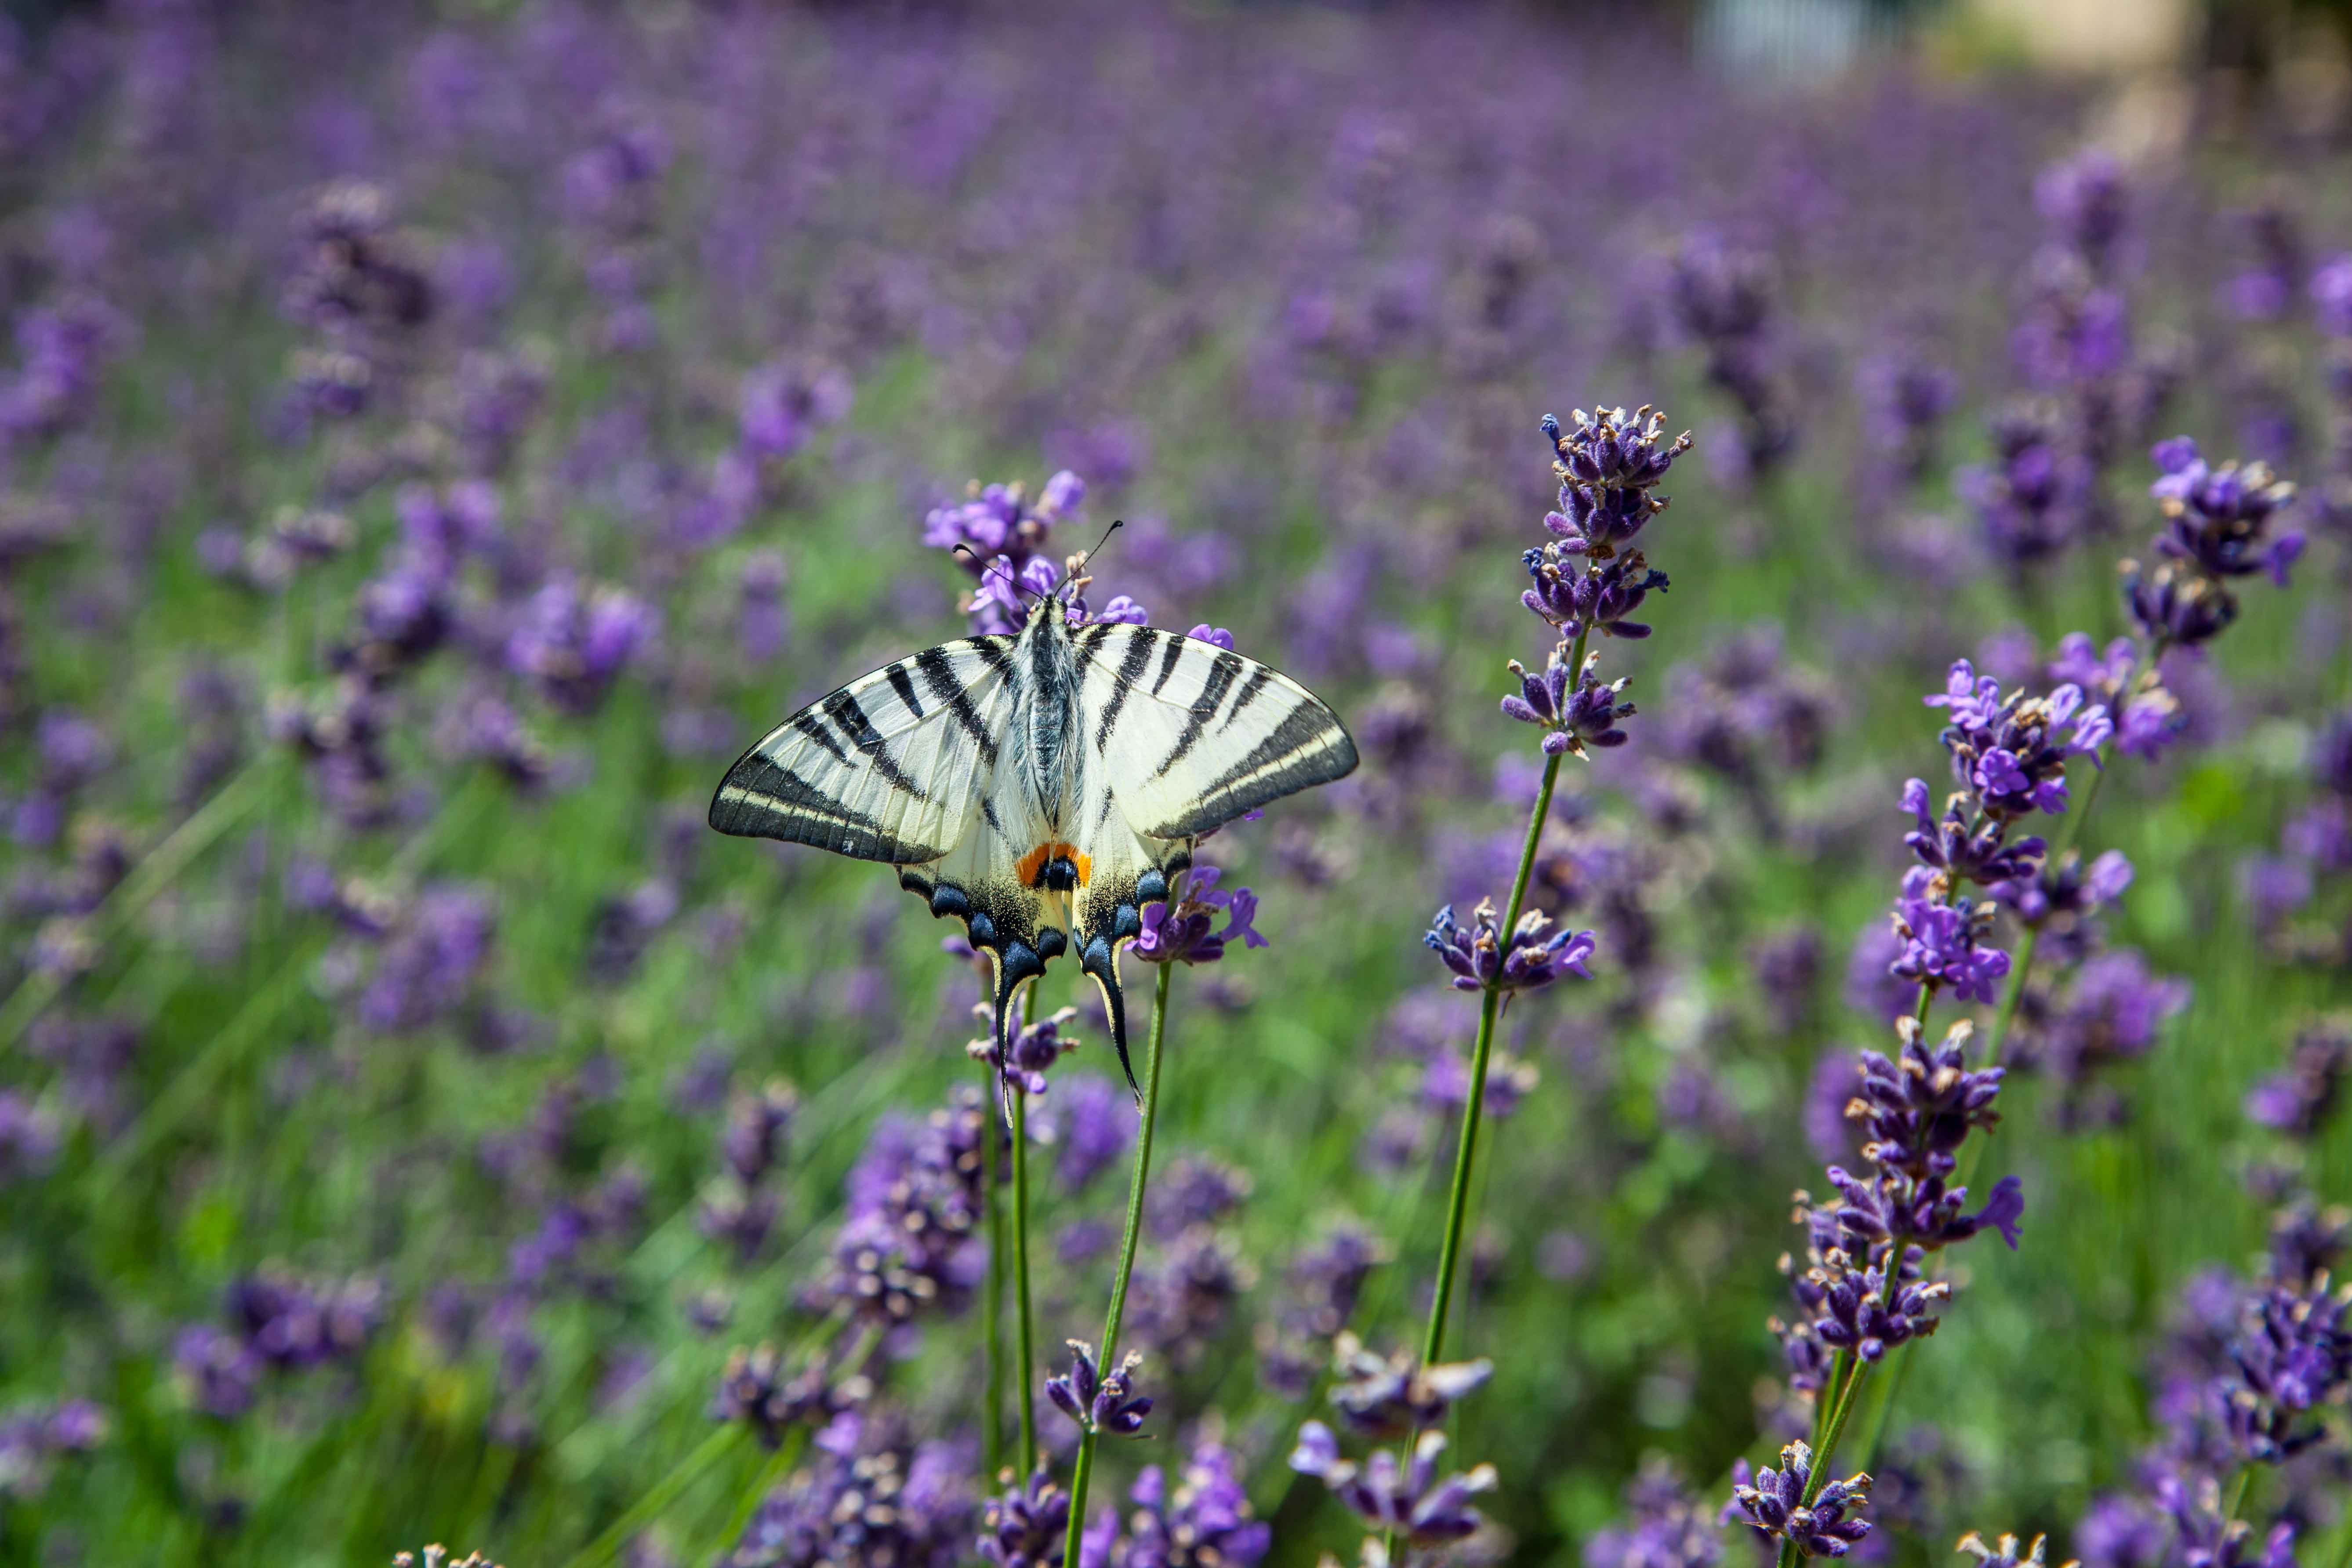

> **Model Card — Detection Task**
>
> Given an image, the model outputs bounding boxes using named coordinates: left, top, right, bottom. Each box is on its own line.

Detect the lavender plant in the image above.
left=4, top=7, right=2352, bottom=1565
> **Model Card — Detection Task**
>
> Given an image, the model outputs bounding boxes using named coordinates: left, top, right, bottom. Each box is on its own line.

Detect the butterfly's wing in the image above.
left=709, top=635, right=1017, bottom=870
left=1065, top=624, right=1360, bottom=1090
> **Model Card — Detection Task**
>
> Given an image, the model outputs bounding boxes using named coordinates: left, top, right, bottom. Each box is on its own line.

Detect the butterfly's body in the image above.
left=711, top=589, right=1357, bottom=1089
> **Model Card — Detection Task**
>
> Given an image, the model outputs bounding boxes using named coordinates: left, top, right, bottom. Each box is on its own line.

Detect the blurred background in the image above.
left=3, top=0, right=2351, bottom=1565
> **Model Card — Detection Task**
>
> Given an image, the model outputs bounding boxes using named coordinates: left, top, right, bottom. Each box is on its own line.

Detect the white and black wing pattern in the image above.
left=708, top=636, right=1016, bottom=865
left=1071, top=624, right=1360, bottom=842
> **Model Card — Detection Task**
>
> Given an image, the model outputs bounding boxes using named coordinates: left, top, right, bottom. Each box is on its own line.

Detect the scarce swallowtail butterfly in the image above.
left=708, top=562, right=1359, bottom=1096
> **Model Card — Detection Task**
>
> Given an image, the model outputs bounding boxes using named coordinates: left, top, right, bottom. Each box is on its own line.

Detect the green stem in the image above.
left=1062, top=957, right=1174, bottom=1568
left=981, top=1059, right=1006, bottom=1484
left=1774, top=1356, right=1873, bottom=1568
left=556, top=1424, right=744, bottom=1568
left=1012, top=1084, right=1038, bottom=1478
left=2222, top=1466, right=2250, bottom=1530
left=0, top=760, right=272, bottom=1053
left=1423, top=746, right=1564, bottom=1366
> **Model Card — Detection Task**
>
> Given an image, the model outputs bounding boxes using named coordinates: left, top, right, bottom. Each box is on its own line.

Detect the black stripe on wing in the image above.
left=821, top=688, right=926, bottom=800
left=1145, top=696, right=1360, bottom=839
left=917, top=645, right=1002, bottom=767
left=708, top=753, right=949, bottom=863
left=1154, top=650, right=1245, bottom=776
left=1092, top=628, right=1161, bottom=754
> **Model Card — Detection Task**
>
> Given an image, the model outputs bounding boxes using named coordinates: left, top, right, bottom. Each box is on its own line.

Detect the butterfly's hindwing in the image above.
left=1076, top=625, right=1360, bottom=842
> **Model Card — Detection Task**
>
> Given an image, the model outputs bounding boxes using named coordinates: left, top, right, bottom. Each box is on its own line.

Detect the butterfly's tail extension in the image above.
left=1081, top=936, right=1141, bottom=1101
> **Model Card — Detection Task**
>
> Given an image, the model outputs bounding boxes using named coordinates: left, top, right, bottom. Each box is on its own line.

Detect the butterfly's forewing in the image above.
left=708, top=635, right=1016, bottom=867
left=1072, top=624, right=1360, bottom=841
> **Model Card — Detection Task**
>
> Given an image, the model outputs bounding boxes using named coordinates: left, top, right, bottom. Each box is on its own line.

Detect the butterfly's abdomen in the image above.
left=1020, top=613, right=1081, bottom=824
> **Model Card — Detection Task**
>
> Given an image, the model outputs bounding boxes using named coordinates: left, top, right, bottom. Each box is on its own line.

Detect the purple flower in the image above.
left=1424, top=898, right=1597, bottom=995
left=1847, top=1017, right=2006, bottom=1183
left=1888, top=869, right=2010, bottom=1005
left=1097, top=1444, right=1271, bottom=1568
left=1132, top=866, right=1263, bottom=966
left=1326, top=1333, right=1492, bottom=1439
left=1045, top=1340, right=1151, bottom=1437
left=1289, top=1424, right=1496, bottom=1547
left=1540, top=404, right=1693, bottom=556
left=720, top=1081, right=799, bottom=1186
left=358, top=885, right=497, bottom=1034
left=1957, top=1533, right=2071, bottom=1568
left=1924, top=661, right=2105, bottom=821
left=505, top=575, right=658, bottom=715
left=927, top=472, right=1088, bottom=634
left=1504, top=651, right=1639, bottom=756
left=1727, top=1441, right=1873, bottom=1558
left=2313, top=253, right=2352, bottom=337
left=1991, top=848, right=2133, bottom=930
left=2244, top=1024, right=2350, bottom=1139
left=0, top=1091, right=61, bottom=1184
left=2076, top=1494, right=2169, bottom=1568
left=1901, top=778, right=2046, bottom=887
left=2035, top=149, right=2129, bottom=272
left=2222, top=1273, right=2352, bottom=1461
left=711, top=1341, right=859, bottom=1450
left=2156, top=1473, right=2298, bottom=1568
left=1038, top=1073, right=1132, bottom=1190
left=738, top=358, right=851, bottom=460
left=980, top=1468, right=1071, bottom=1568
left=1586, top=1462, right=1722, bottom=1568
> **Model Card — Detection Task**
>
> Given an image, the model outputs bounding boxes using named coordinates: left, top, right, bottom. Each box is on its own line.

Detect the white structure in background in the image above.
left=1697, top=0, right=2196, bottom=81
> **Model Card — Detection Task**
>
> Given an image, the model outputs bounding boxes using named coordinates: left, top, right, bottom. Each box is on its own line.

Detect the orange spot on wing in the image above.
left=1016, top=841, right=1091, bottom=889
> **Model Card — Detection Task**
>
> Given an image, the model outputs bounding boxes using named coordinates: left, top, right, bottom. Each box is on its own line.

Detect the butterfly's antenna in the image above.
left=951, top=543, right=1037, bottom=603
left=1072, top=518, right=1124, bottom=578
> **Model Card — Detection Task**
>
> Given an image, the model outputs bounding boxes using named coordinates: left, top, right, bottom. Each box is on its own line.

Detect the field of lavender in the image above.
left=4, top=3, right=2352, bottom=1566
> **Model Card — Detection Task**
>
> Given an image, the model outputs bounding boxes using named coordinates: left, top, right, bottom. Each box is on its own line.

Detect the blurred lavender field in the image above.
left=4, top=1, right=2352, bottom=1564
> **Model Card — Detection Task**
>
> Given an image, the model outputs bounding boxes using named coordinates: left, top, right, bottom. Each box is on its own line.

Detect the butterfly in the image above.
left=708, top=569, right=1359, bottom=1094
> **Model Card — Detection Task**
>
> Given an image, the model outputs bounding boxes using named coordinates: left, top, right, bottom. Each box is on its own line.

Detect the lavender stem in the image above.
left=1012, top=1076, right=1038, bottom=1477
left=1061, top=955, right=1174, bottom=1565
left=0, top=757, right=272, bottom=1053
left=557, top=1423, right=744, bottom=1568
left=1422, top=620, right=1586, bottom=1365
left=982, top=1058, right=1006, bottom=1483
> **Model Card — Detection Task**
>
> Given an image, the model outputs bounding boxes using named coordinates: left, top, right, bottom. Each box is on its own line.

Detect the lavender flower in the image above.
left=2149, top=439, right=2303, bottom=587
left=1504, top=651, right=1637, bottom=756
left=2125, top=440, right=2301, bottom=652
left=1325, top=1332, right=1492, bottom=1439
left=711, top=1342, right=864, bottom=1450
left=926, top=472, right=1088, bottom=635
left=2222, top=1273, right=2352, bottom=1462
left=1727, top=1441, right=1873, bottom=1559
left=1131, top=865, right=1263, bottom=965
left=1092, top=1444, right=1271, bottom=1568
left=980, top=1469, right=1071, bottom=1568
left=2155, top=1474, right=2298, bottom=1568
left=1424, top=898, right=1596, bottom=995
left=972, top=1006, right=1081, bottom=1097
left=1289, top=1424, right=1496, bottom=1547
left=1958, top=1534, right=2076, bottom=1568
left=1923, top=660, right=2107, bottom=823
left=505, top=575, right=658, bottom=715
left=1888, top=870, right=2010, bottom=1005
left=2245, top=1024, right=2351, bottom=1138
left=1586, top=1462, right=1722, bottom=1568
left=1044, top=1341, right=1150, bottom=1437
